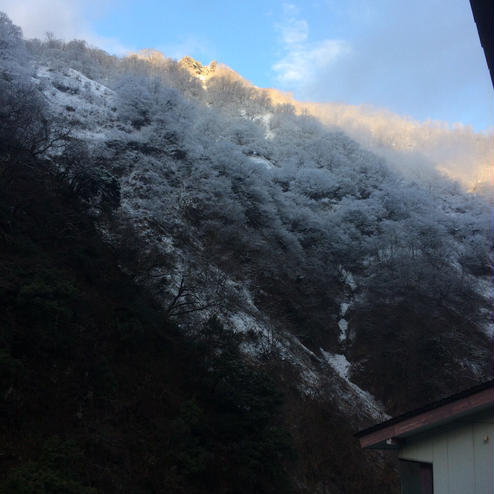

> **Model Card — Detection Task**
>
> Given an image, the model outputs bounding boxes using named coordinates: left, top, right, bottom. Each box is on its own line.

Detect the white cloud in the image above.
left=273, top=0, right=493, bottom=129
left=277, top=17, right=308, bottom=45
left=272, top=5, right=349, bottom=89
left=0, top=0, right=129, bottom=54
left=273, top=39, right=349, bottom=84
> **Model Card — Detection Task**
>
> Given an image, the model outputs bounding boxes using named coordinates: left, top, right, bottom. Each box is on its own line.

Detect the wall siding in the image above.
left=399, top=409, right=493, bottom=494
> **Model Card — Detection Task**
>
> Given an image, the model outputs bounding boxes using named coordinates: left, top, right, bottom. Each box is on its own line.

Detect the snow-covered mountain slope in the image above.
left=260, top=88, right=494, bottom=195
left=21, top=40, right=492, bottom=420
left=1, top=10, right=492, bottom=489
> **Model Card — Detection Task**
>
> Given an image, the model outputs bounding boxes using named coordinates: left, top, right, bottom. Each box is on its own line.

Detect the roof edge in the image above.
left=355, top=379, right=494, bottom=441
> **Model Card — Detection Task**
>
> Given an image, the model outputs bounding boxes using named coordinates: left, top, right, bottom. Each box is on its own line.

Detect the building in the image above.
left=356, top=380, right=494, bottom=494
left=469, top=0, right=494, bottom=88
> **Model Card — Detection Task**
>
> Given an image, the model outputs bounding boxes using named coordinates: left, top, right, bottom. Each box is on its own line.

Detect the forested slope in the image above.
left=0, top=12, right=492, bottom=493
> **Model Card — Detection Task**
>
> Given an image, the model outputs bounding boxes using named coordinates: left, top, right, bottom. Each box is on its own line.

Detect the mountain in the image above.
left=0, top=12, right=492, bottom=493
left=179, top=55, right=218, bottom=81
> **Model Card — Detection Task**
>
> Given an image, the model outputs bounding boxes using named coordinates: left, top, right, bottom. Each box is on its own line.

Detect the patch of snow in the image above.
left=340, top=268, right=357, bottom=291
left=36, top=65, right=117, bottom=138
left=255, top=113, right=275, bottom=140
left=230, top=312, right=267, bottom=335
left=320, top=350, right=389, bottom=420
left=323, top=352, right=351, bottom=379
left=340, top=302, right=350, bottom=316
left=338, top=319, right=348, bottom=341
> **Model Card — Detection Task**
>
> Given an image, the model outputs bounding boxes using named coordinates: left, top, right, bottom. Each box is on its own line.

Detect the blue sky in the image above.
left=1, top=0, right=492, bottom=130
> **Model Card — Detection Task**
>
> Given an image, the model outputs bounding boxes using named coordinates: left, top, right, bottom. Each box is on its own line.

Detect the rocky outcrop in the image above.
left=179, top=55, right=217, bottom=80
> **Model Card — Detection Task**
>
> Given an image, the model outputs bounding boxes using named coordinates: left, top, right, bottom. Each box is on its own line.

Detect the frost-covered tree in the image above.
left=0, top=11, right=28, bottom=74
left=0, top=12, right=54, bottom=159
left=2, top=8, right=490, bottom=411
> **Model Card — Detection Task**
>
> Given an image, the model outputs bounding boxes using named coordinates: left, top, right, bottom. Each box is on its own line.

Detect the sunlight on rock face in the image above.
left=179, top=55, right=217, bottom=81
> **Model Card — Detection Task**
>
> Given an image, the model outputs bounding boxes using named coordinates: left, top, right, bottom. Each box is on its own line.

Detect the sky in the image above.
left=1, top=0, right=492, bottom=131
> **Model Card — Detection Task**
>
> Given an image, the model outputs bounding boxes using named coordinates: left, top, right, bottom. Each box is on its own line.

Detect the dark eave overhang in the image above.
left=355, top=380, right=494, bottom=449
left=469, top=0, right=494, bottom=88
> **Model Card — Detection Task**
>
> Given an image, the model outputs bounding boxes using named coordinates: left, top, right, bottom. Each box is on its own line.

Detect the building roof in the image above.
left=469, top=0, right=494, bottom=88
left=356, top=380, right=494, bottom=449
